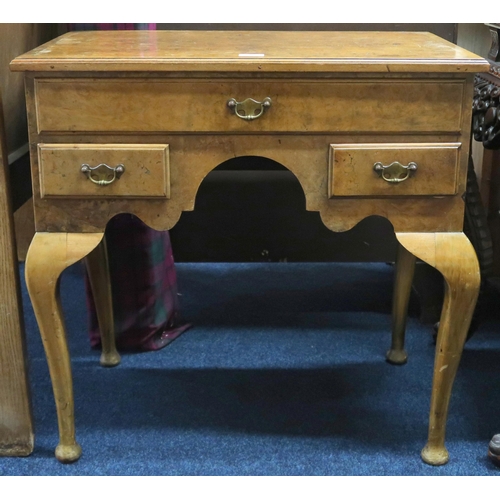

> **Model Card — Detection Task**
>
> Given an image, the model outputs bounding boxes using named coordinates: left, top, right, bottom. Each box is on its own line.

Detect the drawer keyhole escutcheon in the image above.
left=81, top=163, right=125, bottom=186
left=227, top=97, right=272, bottom=120
left=373, top=161, right=418, bottom=183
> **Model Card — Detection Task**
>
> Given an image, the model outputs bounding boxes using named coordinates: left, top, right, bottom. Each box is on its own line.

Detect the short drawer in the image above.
left=34, top=78, right=465, bottom=134
left=328, top=143, right=461, bottom=198
left=38, top=144, right=170, bottom=199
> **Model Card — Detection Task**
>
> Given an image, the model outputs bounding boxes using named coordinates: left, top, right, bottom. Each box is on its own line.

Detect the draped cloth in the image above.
left=70, top=23, right=191, bottom=351
left=86, top=215, right=191, bottom=351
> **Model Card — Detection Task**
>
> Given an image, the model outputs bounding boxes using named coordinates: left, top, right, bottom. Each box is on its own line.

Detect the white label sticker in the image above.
left=238, top=53, right=265, bottom=57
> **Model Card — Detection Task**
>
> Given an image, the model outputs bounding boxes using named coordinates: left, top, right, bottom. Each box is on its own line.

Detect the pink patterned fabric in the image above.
left=85, top=215, right=191, bottom=352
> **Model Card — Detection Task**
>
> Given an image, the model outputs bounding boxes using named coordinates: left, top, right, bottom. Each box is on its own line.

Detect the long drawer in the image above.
left=34, top=78, right=465, bottom=134
left=38, top=143, right=170, bottom=199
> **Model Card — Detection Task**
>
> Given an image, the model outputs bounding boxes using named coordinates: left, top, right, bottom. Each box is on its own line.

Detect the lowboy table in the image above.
left=10, top=30, right=489, bottom=465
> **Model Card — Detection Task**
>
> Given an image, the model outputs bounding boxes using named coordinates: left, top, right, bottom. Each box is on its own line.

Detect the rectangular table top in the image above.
left=10, top=30, right=489, bottom=74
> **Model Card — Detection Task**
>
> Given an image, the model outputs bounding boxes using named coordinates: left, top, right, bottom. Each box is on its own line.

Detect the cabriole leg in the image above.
left=84, top=236, right=121, bottom=367
left=25, top=232, right=104, bottom=463
left=387, top=242, right=416, bottom=365
left=396, top=232, right=480, bottom=466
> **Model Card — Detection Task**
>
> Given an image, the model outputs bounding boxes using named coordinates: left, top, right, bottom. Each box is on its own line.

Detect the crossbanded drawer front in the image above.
left=328, top=143, right=461, bottom=198
left=34, top=79, right=464, bottom=134
left=38, top=144, right=170, bottom=199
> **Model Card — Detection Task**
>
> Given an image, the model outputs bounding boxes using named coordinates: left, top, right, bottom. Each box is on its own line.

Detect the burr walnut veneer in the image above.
left=10, top=30, right=489, bottom=465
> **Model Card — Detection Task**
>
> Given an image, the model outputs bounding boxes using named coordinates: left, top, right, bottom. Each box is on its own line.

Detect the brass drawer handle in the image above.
left=373, top=161, right=417, bottom=183
left=81, top=163, right=125, bottom=186
left=227, top=97, right=272, bottom=121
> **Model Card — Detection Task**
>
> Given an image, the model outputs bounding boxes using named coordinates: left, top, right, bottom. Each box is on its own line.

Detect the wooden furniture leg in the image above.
left=0, top=91, right=34, bottom=455
left=387, top=242, right=416, bottom=365
left=25, top=232, right=104, bottom=463
left=396, top=232, right=480, bottom=465
left=84, top=236, right=120, bottom=367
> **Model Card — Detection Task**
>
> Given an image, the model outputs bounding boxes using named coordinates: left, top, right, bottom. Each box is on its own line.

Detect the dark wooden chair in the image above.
left=470, top=23, right=500, bottom=467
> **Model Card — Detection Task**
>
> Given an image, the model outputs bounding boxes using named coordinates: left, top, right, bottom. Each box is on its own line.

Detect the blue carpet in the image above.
left=1, top=261, right=500, bottom=475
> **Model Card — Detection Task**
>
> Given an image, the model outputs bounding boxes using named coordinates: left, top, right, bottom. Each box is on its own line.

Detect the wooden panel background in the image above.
left=0, top=91, right=33, bottom=455
left=0, top=23, right=55, bottom=456
left=0, top=24, right=56, bottom=157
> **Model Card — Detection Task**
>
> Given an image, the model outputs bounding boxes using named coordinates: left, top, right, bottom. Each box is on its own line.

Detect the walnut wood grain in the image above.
left=34, top=78, right=465, bottom=134
left=11, top=30, right=488, bottom=465
left=28, top=135, right=471, bottom=234
left=396, top=232, right=480, bottom=465
left=0, top=91, right=34, bottom=456
left=386, top=243, right=416, bottom=365
left=328, top=142, right=461, bottom=197
left=38, top=143, right=170, bottom=199
left=9, top=31, right=489, bottom=73
left=24, top=232, right=104, bottom=463
left=84, top=237, right=120, bottom=367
